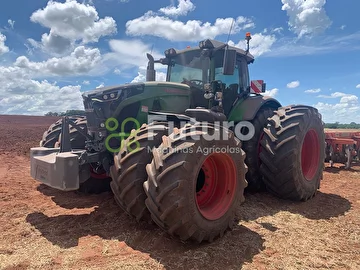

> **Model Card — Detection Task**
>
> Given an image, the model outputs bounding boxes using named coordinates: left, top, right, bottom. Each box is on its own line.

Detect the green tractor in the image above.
left=30, top=34, right=325, bottom=243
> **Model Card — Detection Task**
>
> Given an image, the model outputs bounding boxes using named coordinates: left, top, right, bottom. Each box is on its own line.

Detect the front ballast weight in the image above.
left=30, top=116, right=99, bottom=191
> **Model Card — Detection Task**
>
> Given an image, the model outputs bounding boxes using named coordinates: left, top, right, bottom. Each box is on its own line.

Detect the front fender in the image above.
left=228, top=95, right=281, bottom=122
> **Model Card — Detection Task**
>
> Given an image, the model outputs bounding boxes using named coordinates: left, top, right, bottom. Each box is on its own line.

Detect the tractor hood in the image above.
left=81, top=80, right=192, bottom=140
left=82, top=81, right=190, bottom=99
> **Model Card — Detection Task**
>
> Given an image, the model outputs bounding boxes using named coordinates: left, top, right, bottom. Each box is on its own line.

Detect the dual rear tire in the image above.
left=111, top=122, right=248, bottom=242
left=259, top=105, right=325, bottom=201
left=143, top=123, right=247, bottom=242
left=111, top=105, right=325, bottom=242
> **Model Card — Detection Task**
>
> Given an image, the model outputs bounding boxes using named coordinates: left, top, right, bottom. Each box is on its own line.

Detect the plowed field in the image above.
left=0, top=115, right=359, bottom=270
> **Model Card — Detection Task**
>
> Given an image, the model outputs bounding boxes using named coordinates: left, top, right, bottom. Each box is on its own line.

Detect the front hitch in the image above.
left=60, top=116, right=93, bottom=152
left=29, top=116, right=94, bottom=191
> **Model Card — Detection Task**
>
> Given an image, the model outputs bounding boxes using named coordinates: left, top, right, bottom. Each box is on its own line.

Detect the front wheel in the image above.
left=143, top=123, right=248, bottom=243
left=259, top=105, right=325, bottom=201
left=40, top=116, right=111, bottom=194
left=110, top=122, right=169, bottom=222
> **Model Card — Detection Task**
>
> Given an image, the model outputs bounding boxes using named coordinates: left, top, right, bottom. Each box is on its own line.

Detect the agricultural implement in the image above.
left=325, top=129, right=360, bottom=169
left=30, top=34, right=325, bottom=243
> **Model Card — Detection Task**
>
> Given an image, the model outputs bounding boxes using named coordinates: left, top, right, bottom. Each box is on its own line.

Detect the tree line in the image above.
left=44, top=111, right=359, bottom=129
left=44, top=110, right=86, bottom=117
left=324, top=122, right=360, bottom=129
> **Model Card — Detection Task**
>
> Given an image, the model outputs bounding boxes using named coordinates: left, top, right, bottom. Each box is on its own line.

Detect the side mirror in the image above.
left=250, top=80, right=266, bottom=94
left=146, top=53, right=156, bottom=81
left=223, top=49, right=237, bottom=75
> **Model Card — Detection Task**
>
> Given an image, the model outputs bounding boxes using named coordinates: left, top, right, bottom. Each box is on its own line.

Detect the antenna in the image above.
left=226, top=18, right=235, bottom=44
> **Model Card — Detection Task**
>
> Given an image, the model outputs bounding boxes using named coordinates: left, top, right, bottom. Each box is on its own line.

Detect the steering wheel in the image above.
left=182, top=78, right=204, bottom=89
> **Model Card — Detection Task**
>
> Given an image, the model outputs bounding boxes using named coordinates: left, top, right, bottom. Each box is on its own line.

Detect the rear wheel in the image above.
left=240, top=107, right=275, bottom=191
left=259, top=105, right=325, bottom=201
left=143, top=123, right=248, bottom=242
left=40, top=116, right=111, bottom=194
left=110, top=122, right=169, bottom=222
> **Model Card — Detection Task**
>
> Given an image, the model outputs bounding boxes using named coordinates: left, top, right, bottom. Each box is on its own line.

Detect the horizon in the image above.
left=1, top=0, right=359, bottom=123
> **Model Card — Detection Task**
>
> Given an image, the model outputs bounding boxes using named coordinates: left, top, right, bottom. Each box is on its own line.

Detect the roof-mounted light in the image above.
left=246, top=32, right=252, bottom=41
left=165, top=48, right=177, bottom=57
left=245, top=32, right=252, bottom=53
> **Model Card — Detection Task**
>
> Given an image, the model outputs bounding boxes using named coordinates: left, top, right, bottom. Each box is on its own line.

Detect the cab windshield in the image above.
left=168, top=50, right=209, bottom=83
left=167, top=49, right=240, bottom=88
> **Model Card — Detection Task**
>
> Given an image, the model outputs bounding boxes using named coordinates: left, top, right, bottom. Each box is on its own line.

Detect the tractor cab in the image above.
left=146, top=35, right=266, bottom=116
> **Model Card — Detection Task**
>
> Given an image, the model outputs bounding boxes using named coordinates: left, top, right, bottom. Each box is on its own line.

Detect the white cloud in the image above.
left=340, top=95, right=358, bottom=104
left=314, top=98, right=360, bottom=123
left=272, top=27, right=283, bottom=34
left=0, top=80, right=83, bottom=115
left=356, top=84, right=360, bottom=89
left=340, top=25, right=346, bottom=30
left=82, top=80, right=90, bottom=85
left=305, top=88, right=321, bottom=93
left=287, top=80, right=300, bottom=88
left=13, top=46, right=102, bottom=77
left=0, top=43, right=106, bottom=115
left=317, top=92, right=348, bottom=98
left=125, top=12, right=254, bottom=42
left=264, top=32, right=360, bottom=58
left=96, top=83, right=104, bottom=88
left=7, top=19, right=15, bottom=29
left=281, top=0, right=332, bottom=38
left=263, top=88, right=279, bottom=97
left=29, top=0, right=117, bottom=54
left=229, top=33, right=277, bottom=57
left=103, top=39, right=163, bottom=71
left=131, top=66, right=166, bottom=83
left=314, top=91, right=360, bottom=123
left=159, top=0, right=195, bottom=17
left=156, top=72, right=167, bottom=82
left=103, top=39, right=169, bottom=82
left=39, top=32, right=73, bottom=55
left=0, top=33, right=9, bottom=55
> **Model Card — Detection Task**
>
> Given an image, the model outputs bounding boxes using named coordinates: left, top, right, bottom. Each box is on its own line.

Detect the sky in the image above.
left=0, top=0, right=359, bottom=123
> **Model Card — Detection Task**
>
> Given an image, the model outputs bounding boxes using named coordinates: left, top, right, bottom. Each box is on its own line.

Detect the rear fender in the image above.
left=228, top=95, right=281, bottom=122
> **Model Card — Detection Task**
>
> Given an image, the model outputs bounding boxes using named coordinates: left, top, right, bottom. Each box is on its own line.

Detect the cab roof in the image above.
left=172, top=39, right=255, bottom=64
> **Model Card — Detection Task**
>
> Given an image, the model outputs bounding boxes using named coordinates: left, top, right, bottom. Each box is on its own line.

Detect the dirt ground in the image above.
left=0, top=115, right=359, bottom=270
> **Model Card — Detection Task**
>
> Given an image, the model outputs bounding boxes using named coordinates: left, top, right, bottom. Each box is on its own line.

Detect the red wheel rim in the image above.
left=301, top=129, right=320, bottom=180
left=90, top=167, right=108, bottom=179
left=195, top=153, right=237, bottom=220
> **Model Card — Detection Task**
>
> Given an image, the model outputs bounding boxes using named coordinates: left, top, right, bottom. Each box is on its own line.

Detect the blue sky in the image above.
left=0, top=0, right=359, bottom=123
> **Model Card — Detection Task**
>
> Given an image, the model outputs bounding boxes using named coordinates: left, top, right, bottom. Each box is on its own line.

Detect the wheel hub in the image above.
left=195, top=153, right=237, bottom=220
left=301, top=129, right=320, bottom=180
